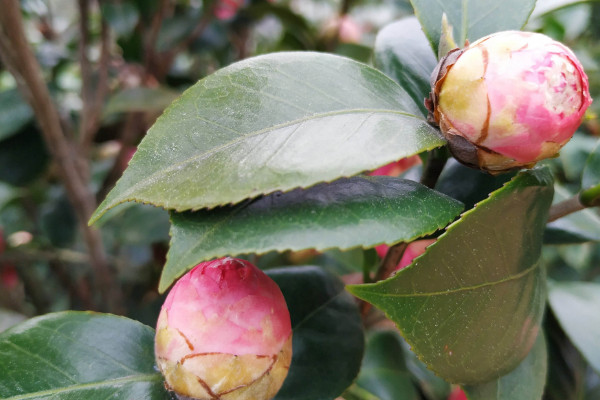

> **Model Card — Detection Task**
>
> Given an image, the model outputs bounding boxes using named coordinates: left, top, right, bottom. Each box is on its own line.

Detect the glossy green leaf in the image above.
left=348, top=168, right=554, bottom=384
left=0, top=89, right=33, bottom=141
left=0, top=312, right=168, bottom=399
left=549, top=281, right=600, bottom=374
left=582, top=139, right=600, bottom=190
left=355, top=330, right=419, bottom=400
left=104, top=87, right=180, bottom=115
left=91, top=52, right=445, bottom=223
left=267, top=266, right=364, bottom=400
left=463, top=332, right=547, bottom=400
left=374, top=17, right=437, bottom=117
left=544, top=186, right=600, bottom=244
left=409, top=0, right=536, bottom=54
left=161, top=176, right=463, bottom=291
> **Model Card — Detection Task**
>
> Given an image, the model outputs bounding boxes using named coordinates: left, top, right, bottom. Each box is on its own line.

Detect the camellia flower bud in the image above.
left=426, top=31, right=592, bottom=173
left=155, top=257, right=292, bottom=400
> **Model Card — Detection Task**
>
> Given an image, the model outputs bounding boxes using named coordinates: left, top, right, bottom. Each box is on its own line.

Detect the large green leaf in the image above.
left=374, top=17, right=437, bottom=117
left=161, top=176, right=463, bottom=292
left=548, top=281, right=600, bottom=374
left=348, top=168, right=554, bottom=384
left=267, top=266, right=364, bottom=400
left=409, top=0, right=536, bottom=55
left=0, top=312, right=168, bottom=399
left=0, top=89, right=33, bottom=141
left=463, top=332, right=547, bottom=400
left=355, top=330, right=420, bottom=400
left=544, top=186, right=600, bottom=244
left=91, top=52, right=445, bottom=223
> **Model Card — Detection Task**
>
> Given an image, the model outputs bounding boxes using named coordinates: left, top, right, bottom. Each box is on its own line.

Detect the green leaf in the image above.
left=374, top=17, right=438, bottom=116
left=401, top=339, right=451, bottom=400
left=544, top=186, right=600, bottom=244
left=161, top=176, right=463, bottom=292
left=409, top=0, right=536, bottom=54
left=0, top=89, right=33, bottom=141
left=582, top=139, right=600, bottom=190
left=0, top=312, right=168, bottom=399
left=348, top=168, right=554, bottom=384
left=548, top=281, right=600, bottom=374
left=267, top=266, right=364, bottom=400
left=355, top=330, right=420, bottom=400
left=91, top=52, right=445, bottom=223
left=463, top=332, right=547, bottom=400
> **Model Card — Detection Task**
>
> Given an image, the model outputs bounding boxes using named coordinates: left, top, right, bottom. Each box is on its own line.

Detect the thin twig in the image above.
left=0, top=0, right=121, bottom=312
left=548, top=196, right=586, bottom=222
left=97, top=112, right=144, bottom=202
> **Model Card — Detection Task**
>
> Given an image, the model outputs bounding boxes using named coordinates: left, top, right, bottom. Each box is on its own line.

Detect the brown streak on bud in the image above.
left=176, top=329, right=195, bottom=351
left=218, top=355, right=279, bottom=396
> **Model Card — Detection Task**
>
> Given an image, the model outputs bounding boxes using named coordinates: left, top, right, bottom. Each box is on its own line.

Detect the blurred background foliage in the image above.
left=0, top=0, right=599, bottom=397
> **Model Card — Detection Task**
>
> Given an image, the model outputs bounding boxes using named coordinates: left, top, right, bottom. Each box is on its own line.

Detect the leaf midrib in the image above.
left=3, top=373, right=163, bottom=400
left=102, top=108, right=423, bottom=210
left=372, top=261, right=539, bottom=298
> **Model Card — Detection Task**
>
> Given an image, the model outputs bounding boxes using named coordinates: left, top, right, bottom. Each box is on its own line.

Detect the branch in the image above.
left=420, top=146, right=449, bottom=189
left=79, top=4, right=111, bottom=154
left=0, top=0, right=121, bottom=312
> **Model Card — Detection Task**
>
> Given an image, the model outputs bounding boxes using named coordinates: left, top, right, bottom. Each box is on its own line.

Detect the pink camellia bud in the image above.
left=427, top=31, right=592, bottom=173
left=155, top=257, right=292, bottom=400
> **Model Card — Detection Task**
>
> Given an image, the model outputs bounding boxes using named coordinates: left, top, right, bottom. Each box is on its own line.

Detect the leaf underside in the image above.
left=160, top=176, right=463, bottom=292
left=348, top=168, right=554, bottom=384
left=91, top=52, right=445, bottom=223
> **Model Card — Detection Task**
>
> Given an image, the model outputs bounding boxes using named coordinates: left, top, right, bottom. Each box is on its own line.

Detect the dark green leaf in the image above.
left=582, top=139, right=600, bottom=190
left=98, top=202, right=170, bottom=248
left=544, top=309, right=587, bottom=400
left=161, top=176, right=463, bottom=291
left=355, top=330, right=420, bottom=400
left=91, top=52, right=445, bottom=223
left=544, top=186, right=600, bottom=244
left=409, top=0, right=536, bottom=54
left=435, top=159, right=515, bottom=210
left=463, top=332, right=547, bottom=400
left=0, top=89, right=33, bottom=141
left=348, top=168, right=554, bottom=384
left=549, top=281, right=600, bottom=374
left=374, top=17, right=437, bottom=117
left=0, top=312, right=168, bottom=399
left=40, top=191, right=77, bottom=248
left=267, top=266, right=364, bottom=400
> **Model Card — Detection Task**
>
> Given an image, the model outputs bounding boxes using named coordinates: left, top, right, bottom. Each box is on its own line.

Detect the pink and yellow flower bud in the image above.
left=155, top=257, right=292, bottom=400
left=427, top=31, right=592, bottom=173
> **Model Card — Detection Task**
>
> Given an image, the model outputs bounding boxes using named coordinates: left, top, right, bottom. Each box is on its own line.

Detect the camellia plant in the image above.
left=1, top=1, right=600, bottom=400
